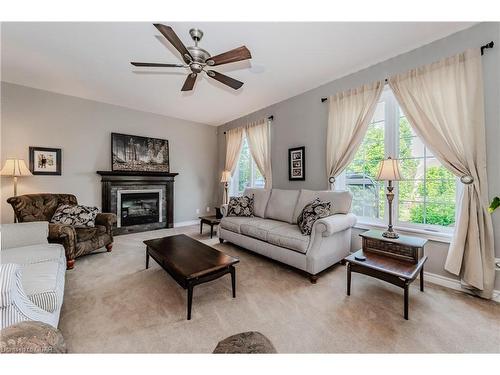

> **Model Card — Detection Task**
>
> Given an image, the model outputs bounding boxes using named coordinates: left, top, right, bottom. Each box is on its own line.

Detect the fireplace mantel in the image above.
left=97, top=170, right=178, bottom=235
left=97, top=171, right=179, bottom=177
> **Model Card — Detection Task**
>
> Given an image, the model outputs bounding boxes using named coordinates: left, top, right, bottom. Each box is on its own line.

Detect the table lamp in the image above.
left=376, top=157, right=402, bottom=239
left=1, top=158, right=33, bottom=197
left=221, top=170, right=232, bottom=205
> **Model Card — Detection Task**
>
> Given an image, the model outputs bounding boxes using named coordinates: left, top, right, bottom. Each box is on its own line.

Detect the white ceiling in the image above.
left=1, top=22, right=475, bottom=125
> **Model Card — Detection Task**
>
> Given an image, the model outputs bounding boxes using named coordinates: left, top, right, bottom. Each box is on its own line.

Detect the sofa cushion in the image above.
left=265, top=189, right=300, bottom=224
left=243, top=188, right=271, bottom=218
left=220, top=216, right=257, bottom=234
left=292, top=190, right=352, bottom=223
left=267, top=224, right=310, bottom=253
left=227, top=196, right=254, bottom=217
left=297, top=198, right=332, bottom=235
left=51, top=204, right=99, bottom=228
left=21, top=260, right=66, bottom=313
left=240, top=219, right=288, bottom=242
left=1, top=244, right=66, bottom=266
left=75, top=225, right=107, bottom=242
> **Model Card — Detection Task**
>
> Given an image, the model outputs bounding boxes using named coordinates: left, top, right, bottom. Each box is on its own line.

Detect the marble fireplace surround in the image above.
left=97, top=171, right=178, bottom=235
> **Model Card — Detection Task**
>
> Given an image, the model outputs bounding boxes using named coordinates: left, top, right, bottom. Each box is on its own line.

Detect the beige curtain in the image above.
left=326, top=80, right=384, bottom=189
left=389, top=48, right=495, bottom=299
left=223, top=127, right=244, bottom=203
left=246, top=118, right=272, bottom=188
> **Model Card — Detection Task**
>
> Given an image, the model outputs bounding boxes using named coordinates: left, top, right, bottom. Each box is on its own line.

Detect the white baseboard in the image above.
left=173, top=220, right=199, bottom=228
left=423, top=271, right=500, bottom=302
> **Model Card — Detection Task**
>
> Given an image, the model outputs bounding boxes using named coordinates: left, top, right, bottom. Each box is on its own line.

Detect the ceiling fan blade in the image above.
left=181, top=73, right=197, bottom=91
left=206, top=70, right=243, bottom=90
left=131, top=62, right=185, bottom=67
left=154, top=24, right=193, bottom=63
left=206, top=46, right=251, bottom=66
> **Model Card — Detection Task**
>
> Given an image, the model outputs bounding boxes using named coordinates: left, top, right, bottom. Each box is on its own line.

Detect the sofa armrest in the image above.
left=312, top=213, right=357, bottom=237
left=1, top=222, right=49, bottom=250
left=48, top=223, right=77, bottom=261
left=95, top=213, right=117, bottom=234
left=220, top=204, right=229, bottom=217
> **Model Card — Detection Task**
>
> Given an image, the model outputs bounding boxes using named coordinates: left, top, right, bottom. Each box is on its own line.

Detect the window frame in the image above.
left=338, top=87, right=459, bottom=238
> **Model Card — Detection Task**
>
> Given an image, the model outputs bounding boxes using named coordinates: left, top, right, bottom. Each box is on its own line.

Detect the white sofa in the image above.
left=219, top=188, right=357, bottom=282
left=0, top=221, right=66, bottom=329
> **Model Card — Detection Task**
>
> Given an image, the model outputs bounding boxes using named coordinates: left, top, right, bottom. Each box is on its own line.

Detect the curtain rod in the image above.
left=223, top=116, right=273, bottom=134
left=321, top=41, right=495, bottom=103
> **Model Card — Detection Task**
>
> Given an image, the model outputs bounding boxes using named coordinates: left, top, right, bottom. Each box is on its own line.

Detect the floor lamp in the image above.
left=1, top=158, right=33, bottom=222
left=376, top=157, right=402, bottom=239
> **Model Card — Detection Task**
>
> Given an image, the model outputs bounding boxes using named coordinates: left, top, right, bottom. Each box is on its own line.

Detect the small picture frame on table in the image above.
left=288, top=146, right=305, bottom=181
left=29, top=147, right=62, bottom=175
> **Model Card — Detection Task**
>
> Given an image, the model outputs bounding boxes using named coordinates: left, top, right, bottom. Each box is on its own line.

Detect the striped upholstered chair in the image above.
left=0, top=222, right=66, bottom=329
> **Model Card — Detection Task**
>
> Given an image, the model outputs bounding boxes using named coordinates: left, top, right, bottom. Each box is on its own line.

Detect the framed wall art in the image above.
left=111, top=133, right=169, bottom=173
left=288, top=146, right=305, bottom=181
left=29, top=146, right=62, bottom=175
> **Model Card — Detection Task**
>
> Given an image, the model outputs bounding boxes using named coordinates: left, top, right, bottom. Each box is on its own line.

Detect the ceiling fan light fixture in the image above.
left=134, top=24, right=252, bottom=92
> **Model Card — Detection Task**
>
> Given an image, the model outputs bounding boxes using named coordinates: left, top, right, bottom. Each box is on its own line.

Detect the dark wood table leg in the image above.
left=404, top=282, right=409, bottom=320
left=230, top=266, right=236, bottom=298
left=187, top=284, right=193, bottom=320
left=200, top=221, right=203, bottom=235
left=346, top=262, right=351, bottom=296
left=210, top=224, right=214, bottom=239
left=420, top=267, right=424, bottom=292
left=146, top=250, right=150, bottom=269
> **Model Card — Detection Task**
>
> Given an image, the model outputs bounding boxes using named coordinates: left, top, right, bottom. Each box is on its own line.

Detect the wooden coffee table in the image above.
left=144, top=234, right=239, bottom=320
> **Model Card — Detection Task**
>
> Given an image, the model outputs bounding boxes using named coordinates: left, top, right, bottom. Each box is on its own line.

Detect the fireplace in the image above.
left=97, top=170, right=178, bottom=235
left=117, top=190, right=162, bottom=227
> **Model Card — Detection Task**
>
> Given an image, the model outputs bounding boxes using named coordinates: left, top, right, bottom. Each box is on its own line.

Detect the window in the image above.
left=230, top=136, right=265, bottom=196
left=337, top=89, right=458, bottom=233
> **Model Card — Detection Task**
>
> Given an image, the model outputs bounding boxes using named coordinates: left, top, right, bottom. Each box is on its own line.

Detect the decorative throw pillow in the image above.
left=227, top=195, right=254, bottom=217
left=297, top=198, right=331, bottom=235
left=51, top=204, right=99, bottom=228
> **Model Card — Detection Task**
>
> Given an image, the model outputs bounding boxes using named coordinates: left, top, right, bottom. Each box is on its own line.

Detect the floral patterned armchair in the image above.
left=6, top=193, right=116, bottom=269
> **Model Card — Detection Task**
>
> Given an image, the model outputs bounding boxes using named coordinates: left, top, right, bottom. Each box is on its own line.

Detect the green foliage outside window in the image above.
left=347, top=115, right=456, bottom=227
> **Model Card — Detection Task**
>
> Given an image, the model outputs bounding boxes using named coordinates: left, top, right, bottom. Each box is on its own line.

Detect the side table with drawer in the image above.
left=344, top=230, right=428, bottom=320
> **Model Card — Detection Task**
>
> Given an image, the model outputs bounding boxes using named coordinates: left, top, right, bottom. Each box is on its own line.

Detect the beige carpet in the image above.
left=59, top=225, right=500, bottom=353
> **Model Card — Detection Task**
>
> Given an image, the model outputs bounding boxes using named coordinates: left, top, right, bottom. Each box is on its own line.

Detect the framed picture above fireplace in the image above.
left=111, top=133, right=169, bottom=173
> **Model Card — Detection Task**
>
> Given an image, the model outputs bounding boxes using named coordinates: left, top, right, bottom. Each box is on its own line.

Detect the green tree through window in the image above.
left=342, top=92, right=456, bottom=230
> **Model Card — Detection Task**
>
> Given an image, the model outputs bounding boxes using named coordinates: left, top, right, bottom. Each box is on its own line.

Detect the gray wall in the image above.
left=218, top=22, right=500, bottom=289
left=1, top=82, right=219, bottom=225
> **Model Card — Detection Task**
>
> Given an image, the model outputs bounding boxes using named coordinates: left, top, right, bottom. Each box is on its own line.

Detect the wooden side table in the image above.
left=344, top=230, right=428, bottom=320
left=199, top=215, right=221, bottom=239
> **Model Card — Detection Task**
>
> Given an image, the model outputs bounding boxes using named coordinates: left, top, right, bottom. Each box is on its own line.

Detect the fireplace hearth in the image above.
left=97, top=170, right=178, bottom=235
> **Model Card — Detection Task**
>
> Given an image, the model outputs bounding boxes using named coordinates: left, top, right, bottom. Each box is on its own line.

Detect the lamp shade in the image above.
left=221, top=170, right=232, bottom=183
left=376, top=157, right=402, bottom=181
left=0, top=159, right=32, bottom=177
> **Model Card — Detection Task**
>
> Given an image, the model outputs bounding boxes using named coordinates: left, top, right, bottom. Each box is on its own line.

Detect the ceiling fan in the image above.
left=131, top=24, right=252, bottom=92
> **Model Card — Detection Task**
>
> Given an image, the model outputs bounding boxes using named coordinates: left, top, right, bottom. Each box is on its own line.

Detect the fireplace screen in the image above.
left=118, top=191, right=161, bottom=227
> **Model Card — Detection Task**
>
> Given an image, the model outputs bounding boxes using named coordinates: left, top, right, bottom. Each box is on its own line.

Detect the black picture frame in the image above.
left=111, top=132, right=170, bottom=173
left=29, top=147, right=62, bottom=175
left=288, top=146, right=305, bottom=181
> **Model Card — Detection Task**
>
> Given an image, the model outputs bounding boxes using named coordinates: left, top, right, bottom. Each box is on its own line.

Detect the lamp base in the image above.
left=382, top=230, right=399, bottom=239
